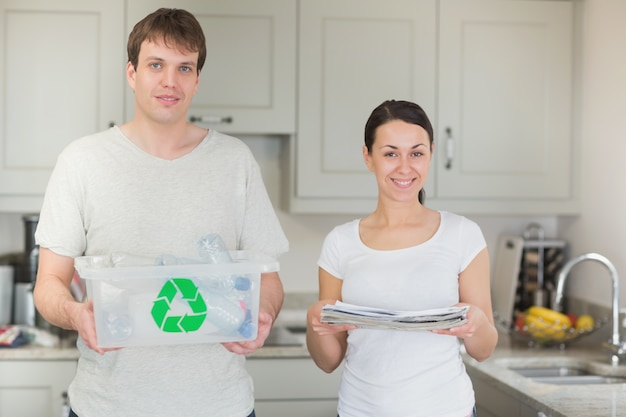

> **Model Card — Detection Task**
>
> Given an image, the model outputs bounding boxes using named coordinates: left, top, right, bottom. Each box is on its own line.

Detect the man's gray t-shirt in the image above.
left=36, top=127, right=288, bottom=417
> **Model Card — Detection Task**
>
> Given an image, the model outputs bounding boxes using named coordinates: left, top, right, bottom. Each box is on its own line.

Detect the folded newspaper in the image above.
left=320, top=302, right=469, bottom=331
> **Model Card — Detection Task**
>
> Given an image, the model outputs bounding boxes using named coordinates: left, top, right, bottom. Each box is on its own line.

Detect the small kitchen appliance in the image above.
left=0, top=265, right=13, bottom=325
left=491, top=223, right=568, bottom=330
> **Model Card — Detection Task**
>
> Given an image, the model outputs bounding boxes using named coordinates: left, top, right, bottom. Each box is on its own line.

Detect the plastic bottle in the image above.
left=198, top=233, right=232, bottom=264
left=154, top=254, right=200, bottom=266
left=205, top=292, right=247, bottom=335
left=204, top=275, right=251, bottom=294
left=104, top=308, right=133, bottom=340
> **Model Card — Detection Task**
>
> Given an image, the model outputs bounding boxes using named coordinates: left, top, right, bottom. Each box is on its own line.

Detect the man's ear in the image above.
left=126, top=61, right=137, bottom=92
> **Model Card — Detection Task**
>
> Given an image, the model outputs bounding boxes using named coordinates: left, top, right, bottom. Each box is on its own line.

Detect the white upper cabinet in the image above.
left=435, top=0, right=575, bottom=212
left=126, top=0, right=296, bottom=135
left=292, top=0, right=437, bottom=213
left=0, top=0, right=125, bottom=212
left=289, top=0, right=577, bottom=215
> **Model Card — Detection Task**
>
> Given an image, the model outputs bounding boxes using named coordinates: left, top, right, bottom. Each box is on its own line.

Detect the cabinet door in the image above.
left=295, top=0, right=437, bottom=203
left=247, top=358, right=341, bottom=417
left=247, top=358, right=341, bottom=399
left=125, top=0, right=296, bottom=135
left=468, top=366, right=521, bottom=417
left=254, top=401, right=339, bottom=417
left=0, top=360, right=76, bottom=417
left=437, top=0, right=573, bottom=200
left=0, top=0, right=125, bottom=212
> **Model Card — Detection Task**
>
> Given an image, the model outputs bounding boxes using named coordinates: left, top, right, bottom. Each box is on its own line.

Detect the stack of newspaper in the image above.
left=320, top=302, right=469, bottom=331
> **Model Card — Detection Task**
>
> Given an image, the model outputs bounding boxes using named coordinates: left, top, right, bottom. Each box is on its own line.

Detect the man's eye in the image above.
left=150, top=63, right=162, bottom=69
left=180, top=66, right=191, bottom=72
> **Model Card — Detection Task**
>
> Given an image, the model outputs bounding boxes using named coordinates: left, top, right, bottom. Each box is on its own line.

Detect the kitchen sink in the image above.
left=285, top=325, right=306, bottom=334
left=497, top=357, right=626, bottom=385
left=264, top=326, right=305, bottom=347
left=527, top=375, right=626, bottom=385
left=510, top=366, right=626, bottom=385
left=512, top=366, right=589, bottom=378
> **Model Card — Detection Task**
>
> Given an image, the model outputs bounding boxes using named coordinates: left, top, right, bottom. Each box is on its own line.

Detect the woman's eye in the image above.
left=412, top=151, right=423, bottom=157
left=384, top=152, right=397, bottom=157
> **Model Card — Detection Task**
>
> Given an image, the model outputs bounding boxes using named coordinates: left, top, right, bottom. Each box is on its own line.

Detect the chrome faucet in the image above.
left=554, top=253, right=626, bottom=363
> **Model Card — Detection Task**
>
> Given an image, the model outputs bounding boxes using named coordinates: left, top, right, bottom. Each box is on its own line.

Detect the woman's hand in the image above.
left=430, top=303, right=487, bottom=340
left=308, top=299, right=357, bottom=336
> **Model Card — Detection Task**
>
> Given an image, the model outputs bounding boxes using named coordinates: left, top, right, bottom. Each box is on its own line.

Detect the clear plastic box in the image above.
left=74, top=251, right=278, bottom=348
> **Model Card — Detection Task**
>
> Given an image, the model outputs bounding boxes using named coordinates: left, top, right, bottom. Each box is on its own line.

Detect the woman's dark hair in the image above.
left=127, top=8, right=206, bottom=74
left=364, top=100, right=434, bottom=204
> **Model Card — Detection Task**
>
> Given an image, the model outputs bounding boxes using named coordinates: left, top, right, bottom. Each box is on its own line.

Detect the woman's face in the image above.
left=363, top=119, right=433, bottom=203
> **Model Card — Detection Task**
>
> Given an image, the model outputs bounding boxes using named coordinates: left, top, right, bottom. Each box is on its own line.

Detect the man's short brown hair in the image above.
left=127, top=8, right=206, bottom=74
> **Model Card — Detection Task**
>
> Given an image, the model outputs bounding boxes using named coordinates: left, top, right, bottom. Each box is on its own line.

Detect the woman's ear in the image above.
left=363, top=145, right=373, bottom=171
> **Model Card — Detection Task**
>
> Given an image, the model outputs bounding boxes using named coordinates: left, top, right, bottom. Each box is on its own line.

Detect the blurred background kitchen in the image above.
left=1, top=1, right=626, bottom=416
left=0, top=0, right=623, bottom=312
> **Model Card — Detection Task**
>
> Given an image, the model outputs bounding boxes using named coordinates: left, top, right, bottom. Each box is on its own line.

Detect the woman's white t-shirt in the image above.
left=318, top=211, right=486, bottom=417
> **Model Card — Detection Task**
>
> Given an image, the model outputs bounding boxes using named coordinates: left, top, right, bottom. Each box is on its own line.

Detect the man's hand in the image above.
left=222, top=311, right=274, bottom=355
left=67, top=299, right=119, bottom=355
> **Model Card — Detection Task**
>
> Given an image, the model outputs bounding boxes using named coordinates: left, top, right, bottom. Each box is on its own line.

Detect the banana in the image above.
left=527, top=306, right=572, bottom=327
left=524, top=314, right=568, bottom=340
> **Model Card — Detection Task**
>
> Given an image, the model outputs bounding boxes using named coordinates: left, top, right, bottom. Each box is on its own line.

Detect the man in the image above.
left=33, top=8, right=288, bottom=417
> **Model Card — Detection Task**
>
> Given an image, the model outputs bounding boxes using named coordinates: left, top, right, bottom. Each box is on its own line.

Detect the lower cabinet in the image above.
left=467, top=366, right=550, bottom=417
left=247, top=358, right=342, bottom=417
left=0, top=360, right=76, bottom=417
left=0, top=356, right=338, bottom=417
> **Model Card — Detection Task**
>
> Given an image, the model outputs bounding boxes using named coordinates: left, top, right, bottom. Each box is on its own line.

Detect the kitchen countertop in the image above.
left=463, top=331, right=626, bottom=417
left=0, top=337, right=310, bottom=360
left=4, top=316, right=626, bottom=416
left=0, top=308, right=311, bottom=361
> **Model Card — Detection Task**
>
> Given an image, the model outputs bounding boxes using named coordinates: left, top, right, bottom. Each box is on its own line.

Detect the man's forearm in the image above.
left=259, top=271, right=284, bottom=322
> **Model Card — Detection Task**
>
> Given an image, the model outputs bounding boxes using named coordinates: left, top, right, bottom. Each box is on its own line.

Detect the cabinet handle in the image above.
left=189, top=115, right=233, bottom=124
left=445, top=127, right=454, bottom=170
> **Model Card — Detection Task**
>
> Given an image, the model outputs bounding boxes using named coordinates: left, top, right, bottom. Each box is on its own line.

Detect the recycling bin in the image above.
left=74, top=251, right=278, bottom=348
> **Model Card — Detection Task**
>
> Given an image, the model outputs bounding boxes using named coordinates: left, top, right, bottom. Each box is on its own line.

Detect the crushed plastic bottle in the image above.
left=204, top=292, right=247, bottom=335
left=198, top=233, right=232, bottom=264
left=154, top=254, right=200, bottom=266
left=104, top=308, right=133, bottom=340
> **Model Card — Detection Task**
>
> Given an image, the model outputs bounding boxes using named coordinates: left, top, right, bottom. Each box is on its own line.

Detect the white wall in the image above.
left=558, top=0, right=626, bottom=308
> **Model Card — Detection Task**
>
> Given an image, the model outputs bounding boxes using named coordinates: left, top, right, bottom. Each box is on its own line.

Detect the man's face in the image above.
left=127, top=40, right=200, bottom=125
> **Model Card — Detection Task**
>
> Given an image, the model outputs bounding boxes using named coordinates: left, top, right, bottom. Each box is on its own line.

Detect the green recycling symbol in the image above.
left=151, top=278, right=207, bottom=333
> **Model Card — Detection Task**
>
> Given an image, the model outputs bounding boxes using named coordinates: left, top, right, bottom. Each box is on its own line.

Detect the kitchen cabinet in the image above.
left=126, top=0, right=296, bottom=135
left=247, top=358, right=342, bottom=417
left=0, top=359, right=76, bottom=417
left=435, top=0, right=575, bottom=214
left=287, top=0, right=578, bottom=215
left=467, top=365, right=551, bottom=417
left=0, top=0, right=295, bottom=214
left=0, top=0, right=125, bottom=213
left=288, top=0, right=437, bottom=214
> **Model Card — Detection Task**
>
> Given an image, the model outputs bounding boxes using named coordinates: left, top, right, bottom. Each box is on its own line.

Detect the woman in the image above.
left=306, top=100, right=498, bottom=417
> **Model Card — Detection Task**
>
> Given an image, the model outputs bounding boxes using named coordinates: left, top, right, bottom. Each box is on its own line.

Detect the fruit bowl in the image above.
left=511, top=314, right=608, bottom=348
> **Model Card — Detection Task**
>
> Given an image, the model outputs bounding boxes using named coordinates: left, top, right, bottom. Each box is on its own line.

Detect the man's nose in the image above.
left=161, top=67, right=177, bottom=87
